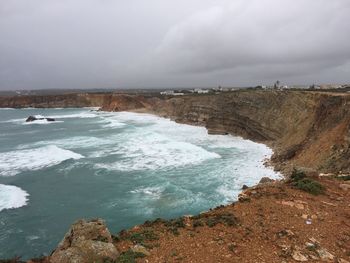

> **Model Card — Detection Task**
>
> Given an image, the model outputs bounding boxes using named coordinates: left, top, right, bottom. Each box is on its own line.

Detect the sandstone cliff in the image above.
left=101, top=90, right=350, bottom=173
left=0, top=93, right=107, bottom=108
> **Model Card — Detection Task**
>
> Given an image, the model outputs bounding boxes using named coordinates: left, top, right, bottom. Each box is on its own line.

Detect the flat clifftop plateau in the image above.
left=101, top=90, right=350, bottom=174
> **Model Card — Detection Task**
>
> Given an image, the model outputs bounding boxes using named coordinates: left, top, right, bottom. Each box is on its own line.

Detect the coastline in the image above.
left=0, top=90, right=350, bottom=262
left=0, top=107, right=280, bottom=260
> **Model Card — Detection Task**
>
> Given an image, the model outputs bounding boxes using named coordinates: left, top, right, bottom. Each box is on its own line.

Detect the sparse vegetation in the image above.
left=337, top=175, right=350, bottom=181
left=295, top=178, right=325, bottom=195
left=93, top=235, right=109, bottom=243
left=205, top=213, right=238, bottom=228
left=192, top=220, right=204, bottom=228
left=290, top=168, right=325, bottom=195
left=121, top=229, right=159, bottom=244
left=290, top=168, right=306, bottom=182
left=163, top=217, right=186, bottom=235
left=116, top=250, right=145, bottom=263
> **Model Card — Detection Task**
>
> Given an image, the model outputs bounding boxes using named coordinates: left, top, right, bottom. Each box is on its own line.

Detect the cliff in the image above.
left=101, top=90, right=350, bottom=174
left=0, top=93, right=107, bottom=108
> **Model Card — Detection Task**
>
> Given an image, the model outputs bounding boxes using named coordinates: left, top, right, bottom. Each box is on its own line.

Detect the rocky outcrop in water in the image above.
left=26, top=116, right=55, bottom=122
left=50, top=219, right=119, bottom=263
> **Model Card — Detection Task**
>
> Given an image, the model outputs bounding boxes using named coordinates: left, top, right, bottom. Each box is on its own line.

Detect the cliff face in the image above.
left=101, top=90, right=350, bottom=173
left=0, top=93, right=107, bottom=108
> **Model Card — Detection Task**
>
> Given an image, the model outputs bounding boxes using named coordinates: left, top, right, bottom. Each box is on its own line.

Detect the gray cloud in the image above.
left=0, top=0, right=349, bottom=90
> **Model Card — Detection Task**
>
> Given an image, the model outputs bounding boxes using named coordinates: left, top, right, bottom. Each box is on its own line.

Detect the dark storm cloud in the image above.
left=0, top=0, right=349, bottom=90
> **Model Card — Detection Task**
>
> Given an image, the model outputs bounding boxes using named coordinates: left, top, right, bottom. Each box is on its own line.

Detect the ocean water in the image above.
left=0, top=108, right=280, bottom=259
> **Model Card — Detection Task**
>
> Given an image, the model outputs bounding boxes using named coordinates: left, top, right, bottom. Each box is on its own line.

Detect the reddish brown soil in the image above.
left=114, top=177, right=350, bottom=263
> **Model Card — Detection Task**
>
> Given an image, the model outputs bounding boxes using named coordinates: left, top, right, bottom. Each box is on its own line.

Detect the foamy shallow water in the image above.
left=0, top=108, right=280, bottom=259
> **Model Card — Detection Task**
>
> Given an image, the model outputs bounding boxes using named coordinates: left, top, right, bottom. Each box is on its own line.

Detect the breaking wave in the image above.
left=0, top=184, right=29, bottom=212
left=0, top=145, right=84, bottom=176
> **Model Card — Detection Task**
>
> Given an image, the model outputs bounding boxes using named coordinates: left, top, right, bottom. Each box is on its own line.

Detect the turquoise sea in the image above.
left=0, top=108, right=280, bottom=259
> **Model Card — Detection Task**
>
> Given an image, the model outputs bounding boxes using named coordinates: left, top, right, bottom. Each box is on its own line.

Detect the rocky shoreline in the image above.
left=1, top=89, right=350, bottom=262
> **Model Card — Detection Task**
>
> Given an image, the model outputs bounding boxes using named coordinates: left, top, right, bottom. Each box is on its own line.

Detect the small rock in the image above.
left=242, top=185, right=249, bottom=190
left=278, top=229, right=295, bottom=238
left=259, top=177, right=274, bottom=184
left=340, top=184, right=350, bottom=191
left=291, top=250, right=308, bottom=262
left=319, top=173, right=334, bottom=177
left=132, top=244, right=151, bottom=256
left=280, top=201, right=295, bottom=207
left=26, top=115, right=37, bottom=122
left=305, top=242, right=316, bottom=250
left=238, top=193, right=250, bottom=202
left=295, top=203, right=305, bottom=210
left=316, top=247, right=334, bottom=261
left=321, top=201, right=337, bottom=207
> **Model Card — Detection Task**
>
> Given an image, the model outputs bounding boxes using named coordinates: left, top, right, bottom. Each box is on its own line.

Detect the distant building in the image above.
left=160, top=90, right=174, bottom=95
left=160, top=90, right=184, bottom=96
left=194, top=88, right=209, bottom=94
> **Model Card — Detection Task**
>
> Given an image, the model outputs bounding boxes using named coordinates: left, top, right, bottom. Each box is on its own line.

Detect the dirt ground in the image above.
left=114, top=176, right=350, bottom=263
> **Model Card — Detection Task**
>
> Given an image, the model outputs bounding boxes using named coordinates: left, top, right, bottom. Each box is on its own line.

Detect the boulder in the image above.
left=291, top=249, right=308, bottom=262
left=25, top=116, right=55, bottom=122
left=340, top=184, right=350, bottom=191
left=50, top=219, right=119, bottom=263
left=131, top=244, right=151, bottom=256
left=259, top=177, right=274, bottom=184
left=26, top=115, right=38, bottom=122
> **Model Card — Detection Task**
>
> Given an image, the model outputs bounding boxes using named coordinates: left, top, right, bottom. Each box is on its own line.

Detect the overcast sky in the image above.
left=0, top=0, right=349, bottom=90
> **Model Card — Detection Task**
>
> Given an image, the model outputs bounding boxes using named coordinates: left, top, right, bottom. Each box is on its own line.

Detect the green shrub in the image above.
left=192, top=220, right=204, bottom=228
left=206, top=218, right=217, bottom=228
left=290, top=168, right=306, bottom=182
left=338, top=175, right=350, bottom=181
left=295, top=178, right=325, bottom=195
left=124, top=229, right=159, bottom=244
left=116, top=250, right=145, bottom=263
left=290, top=168, right=325, bottom=195
left=206, top=213, right=238, bottom=228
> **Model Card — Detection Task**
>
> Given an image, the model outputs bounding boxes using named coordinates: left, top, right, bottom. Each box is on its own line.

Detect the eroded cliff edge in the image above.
left=100, top=90, right=350, bottom=174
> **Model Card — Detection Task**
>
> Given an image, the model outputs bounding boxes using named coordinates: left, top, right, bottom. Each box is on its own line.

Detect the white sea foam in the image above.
left=17, top=136, right=111, bottom=150
left=0, top=184, right=29, bottom=212
left=130, top=186, right=164, bottom=199
left=47, top=112, right=97, bottom=119
left=0, top=145, right=84, bottom=176
left=98, top=117, right=126, bottom=129
left=95, top=131, right=221, bottom=171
